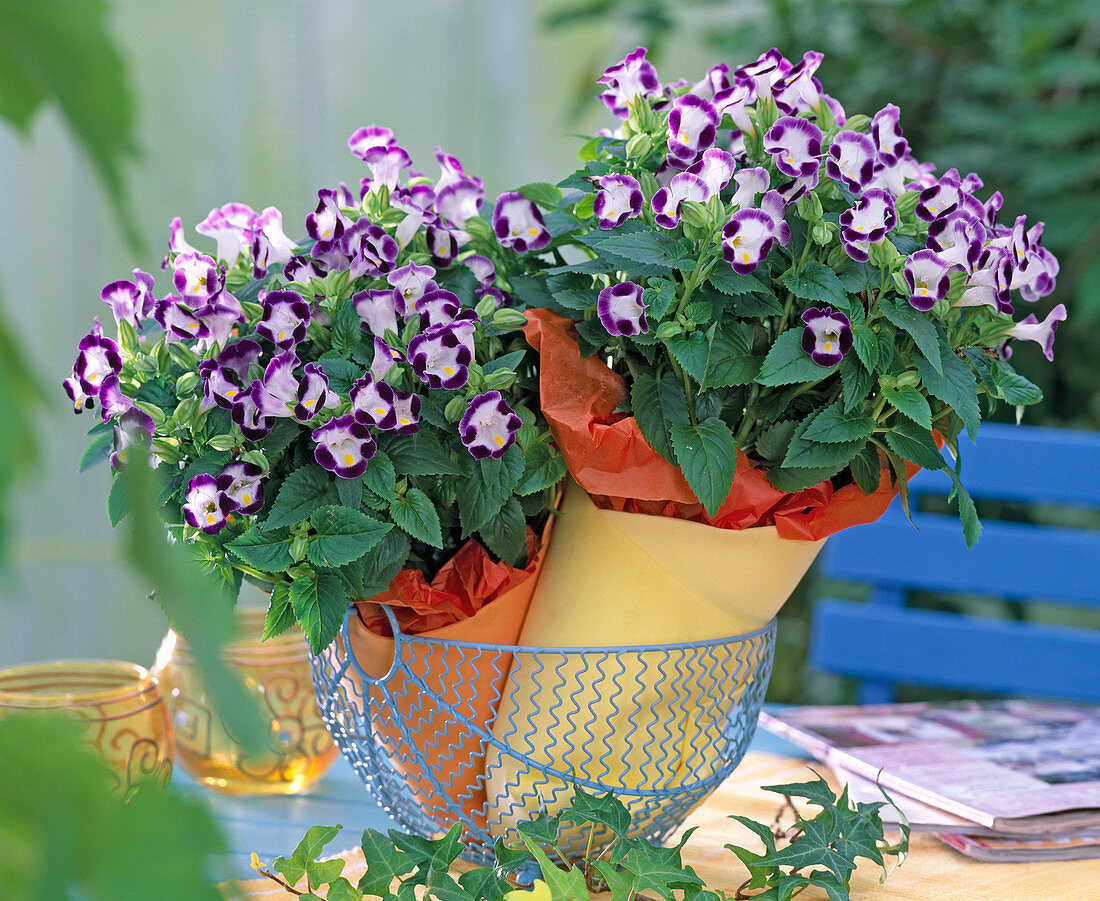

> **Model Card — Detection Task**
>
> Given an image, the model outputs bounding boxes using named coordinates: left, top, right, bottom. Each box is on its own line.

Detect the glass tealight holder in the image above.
left=152, top=608, right=338, bottom=795
left=0, top=659, right=173, bottom=796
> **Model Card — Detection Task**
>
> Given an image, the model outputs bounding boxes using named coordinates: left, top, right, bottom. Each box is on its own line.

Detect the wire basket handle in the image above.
left=336, top=604, right=406, bottom=687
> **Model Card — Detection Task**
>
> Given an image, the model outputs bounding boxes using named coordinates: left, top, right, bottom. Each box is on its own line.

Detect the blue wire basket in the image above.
left=309, top=606, right=776, bottom=865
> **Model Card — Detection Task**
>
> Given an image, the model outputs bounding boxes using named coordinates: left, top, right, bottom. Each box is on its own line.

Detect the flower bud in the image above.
left=895, top=371, right=921, bottom=388
left=290, top=535, right=309, bottom=563
left=117, top=320, right=140, bottom=357
left=150, top=438, right=183, bottom=464
left=811, top=222, right=834, bottom=246
left=240, top=450, right=270, bottom=472
left=655, top=321, right=682, bottom=340
left=625, top=133, right=653, bottom=161
left=868, top=239, right=901, bottom=269
left=492, top=308, right=529, bottom=331
left=679, top=200, right=710, bottom=230
left=207, top=434, right=237, bottom=452
left=484, top=368, right=516, bottom=390
left=474, top=295, right=499, bottom=320
left=444, top=395, right=467, bottom=422
left=894, top=191, right=920, bottom=218
left=133, top=400, right=166, bottom=425
left=796, top=192, right=824, bottom=222
left=843, top=114, right=872, bottom=133
left=167, top=342, right=199, bottom=372
left=173, top=396, right=199, bottom=426
left=175, top=371, right=200, bottom=396
left=638, top=170, right=661, bottom=202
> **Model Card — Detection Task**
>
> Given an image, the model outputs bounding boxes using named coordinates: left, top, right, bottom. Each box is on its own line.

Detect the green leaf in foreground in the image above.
left=389, top=488, right=443, bottom=548
left=263, top=465, right=338, bottom=530
left=757, top=328, right=832, bottom=386
left=289, top=571, right=348, bottom=654
left=228, top=526, right=294, bottom=573
left=671, top=417, right=737, bottom=517
left=306, top=506, right=392, bottom=568
left=631, top=370, right=690, bottom=464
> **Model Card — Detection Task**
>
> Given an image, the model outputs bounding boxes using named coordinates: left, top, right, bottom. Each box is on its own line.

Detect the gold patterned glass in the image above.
left=152, top=608, right=338, bottom=795
left=0, top=660, right=173, bottom=796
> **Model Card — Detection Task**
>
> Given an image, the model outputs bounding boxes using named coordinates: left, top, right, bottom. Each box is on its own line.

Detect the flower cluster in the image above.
left=506, top=46, right=1065, bottom=544
left=69, top=130, right=565, bottom=652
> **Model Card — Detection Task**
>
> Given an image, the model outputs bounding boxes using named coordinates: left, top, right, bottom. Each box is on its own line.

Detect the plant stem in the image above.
left=734, top=383, right=760, bottom=449
left=666, top=354, right=697, bottom=426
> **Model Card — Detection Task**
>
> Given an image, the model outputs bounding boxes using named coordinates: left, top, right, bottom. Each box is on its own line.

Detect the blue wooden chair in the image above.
left=807, top=421, right=1100, bottom=704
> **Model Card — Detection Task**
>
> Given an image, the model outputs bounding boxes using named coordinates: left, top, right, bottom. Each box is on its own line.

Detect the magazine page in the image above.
left=759, top=701, right=1100, bottom=827
left=935, top=831, right=1100, bottom=863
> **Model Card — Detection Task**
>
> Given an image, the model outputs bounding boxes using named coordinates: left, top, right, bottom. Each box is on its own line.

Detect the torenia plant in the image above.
left=511, top=47, right=1064, bottom=545
left=64, top=128, right=564, bottom=652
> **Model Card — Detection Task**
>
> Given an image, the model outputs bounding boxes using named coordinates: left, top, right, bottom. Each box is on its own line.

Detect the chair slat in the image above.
left=810, top=599, right=1100, bottom=703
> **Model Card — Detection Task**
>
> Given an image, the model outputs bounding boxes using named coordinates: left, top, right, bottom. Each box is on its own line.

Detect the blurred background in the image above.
left=1, top=0, right=1096, bottom=701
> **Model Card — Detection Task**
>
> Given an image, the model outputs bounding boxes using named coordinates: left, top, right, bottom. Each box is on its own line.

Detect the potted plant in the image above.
left=485, top=45, right=1064, bottom=830
left=64, top=128, right=565, bottom=815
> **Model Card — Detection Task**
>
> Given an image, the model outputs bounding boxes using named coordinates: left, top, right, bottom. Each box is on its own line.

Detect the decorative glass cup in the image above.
left=152, top=607, right=338, bottom=795
left=0, top=659, right=173, bottom=796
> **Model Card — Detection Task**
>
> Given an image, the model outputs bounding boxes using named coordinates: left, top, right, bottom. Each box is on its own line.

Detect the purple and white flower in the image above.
left=593, top=174, right=644, bottom=229
left=350, top=375, right=395, bottom=428
left=183, top=473, right=237, bottom=535
left=195, top=202, right=256, bottom=265
left=231, top=389, right=272, bottom=441
left=219, top=339, right=262, bottom=382
left=685, top=149, right=736, bottom=195
left=732, top=48, right=790, bottom=102
left=436, top=176, right=484, bottom=228
left=256, top=289, right=311, bottom=349
left=392, top=184, right=437, bottom=247
left=763, top=116, right=822, bottom=179
left=248, top=207, right=298, bottom=278
left=110, top=408, right=156, bottom=470
left=101, top=273, right=155, bottom=329
left=459, top=390, right=522, bottom=460
left=1003, top=304, right=1067, bottom=362
left=343, top=219, right=400, bottom=279
left=492, top=193, right=551, bottom=253
left=651, top=172, right=710, bottom=229
left=63, top=375, right=95, bottom=414
left=353, top=288, right=403, bottom=339
left=690, top=63, right=731, bottom=100
left=904, top=249, right=954, bottom=312
left=98, top=373, right=133, bottom=423
left=370, top=336, right=403, bottom=381
left=191, top=299, right=246, bottom=354
left=773, top=51, right=825, bottom=115
left=800, top=307, right=852, bottom=367
left=360, top=144, right=411, bottom=193
left=387, top=262, right=437, bottom=311
left=219, top=461, right=264, bottom=515
left=250, top=351, right=301, bottom=418
left=596, top=281, right=648, bottom=337
left=927, top=212, right=987, bottom=273
left=172, top=252, right=220, bottom=303
left=825, top=130, right=876, bottom=194
left=73, top=331, right=122, bottom=395
left=411, top=288, right=461, bottom=329
left=348, top=125, right=395, bottom=160
left=425, top=225, right=461, bottom=268
left=312, top=414, right=376, bottom=478
left=916, top=168, right=964, bottom=222
left=721, top=190, right=790, bottom=274
left=598, top=46, right=662, bottom=120
left=306, top=189, right=350, bottom=247
left=294, top=363, right=337, bottom=422
left=407, top=318, right=477, bottom=389
left=284, top=255, right=327, bottom=284
left=728, top=167, right=770, bottom=210
left=666, top=94, right=719, bottom=162
left=957, top=251, right=1012, bottom=313
left=871, top=104, right=908, bottom=166
left=839, top=188, right=897, bottom=262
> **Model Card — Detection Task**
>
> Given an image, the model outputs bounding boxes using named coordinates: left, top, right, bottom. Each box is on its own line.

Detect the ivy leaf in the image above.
left=757, top=329, right=831, bottom=386
left=262, top=581, right=296, bottom=641
left=391, top=822, right=466, bottom=880
left=306, top=505, right=392, bottom=568
left=631, top=370, right=690, bottom=464
left=783, top=261, right=847, bottom=308
left=306, top=857, right=346, bottom=888
left=800, top=403, right=876, bottom=444
left=359, top=828, right=415, bottom=898
left=227, top=526, right=295, bottom=573
left=561, top=785, right=631, bottom=837
left=762, top=777, right=837, bottom=809
left=667, top=331, right=710, bottom=383
left=913, top=347, right=981, bottom=439
left=702, top=321, right=760, bottom=388
left=670, top=417, right=737, bottom=517
left=389, top=488, right=443, bottom=548
left=363, top=450, right=397, bottom=503
left=850, top=444, right=883, bottom=495
left=592, top=862, right=637, bottom=901
left=881, top=383, right=933, bottom=429
left=878, top=296, right=942, bottom=374
left=326, top=877, right=363, bottom=901
left=289, top=572, right=348, bottom=653
left=620, top=837, right=704, bottom=897
left=477, top=497, right=527, bottom=566
left=263, top=465, right=338, bottom=530
left=518, top=182, right=563, bottom=209
left=883, top=417, right=945, bottom=470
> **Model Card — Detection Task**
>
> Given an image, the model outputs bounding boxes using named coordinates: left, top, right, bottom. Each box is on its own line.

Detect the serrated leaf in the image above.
left=667, top=331, right=710, bottom=383
left=477, top=497, right=527, bottom=566
left=383, top=434, right=461, bottom=476
left=390, top=488, right=443, bottom=548
left=757, top=329, right=832, bottom=385
left=851, top=325, right=879, bottom=372
left=263, top=465, right=338, bottom=530
left=878, top=296, right=942, bottom=374
left=262, top=581, right=296, bottom=640
left=289, top=572, right=348, bottom=653
left=589, top=229, right=695, bottom=272
left=362, top=450, right=397, bottom=502
left=850, top=445, right=883, bottom=494
left=508, top=273, right=553, bottom=310
left=671, top=417, right=737, bottom=517
left=306, top=506, right=392, bottom=568
left=227, top=526, right=294, bottom=573
left=840, top=354, right=875, bottom=413
left=913, top=347, right=980, bottom=439
left=784, top=434, right=867, bottom=469
left=518, top=182, right=563, bottom=209
left=993, top=361, right=1043, bottom=405
left=317, top=355, right=362, bottom=396
left=643, top=278, right=679, bottom=321
left=358, top=528, right=411, bottom=597
left=755, top=420, right=800, bottom=462
left=881, top=384, right=933, bottom=429
left=943, top=463, right=982, bottom=549
left=883, top=418, right=945, bottom=470
left=336, top=475, right=362, bottom=510
left=631, top=371, right=690, bottom=463
left=107, top=475, right=131, bottom=526
left=703, top=321, right=760, bottom=388
left=801, top=403, right=876, bottom=444
left=726, top=292, right=785, bottom=317
left=515, top=441, right=568, bottom=495
left=456, top=446, right=523, bottom=534
left=331, top=299, right=362, bottom=356
left=709, top=267, right=775, bottom=298
left=784, top=261, right=847, bottom=307
left=767, top=461, right=847, bottom=493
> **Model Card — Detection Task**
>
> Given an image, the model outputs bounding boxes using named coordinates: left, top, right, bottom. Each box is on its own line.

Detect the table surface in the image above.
left=188, top=730, right=1100, bottom=901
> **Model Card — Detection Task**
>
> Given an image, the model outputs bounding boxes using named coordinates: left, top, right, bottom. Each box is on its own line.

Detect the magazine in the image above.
left=934, top=831, right=1100, bottom=863
left=759, top=700, right=1100, bottom=835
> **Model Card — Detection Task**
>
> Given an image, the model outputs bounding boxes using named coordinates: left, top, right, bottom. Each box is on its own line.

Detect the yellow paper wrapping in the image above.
left=485, top=482, right=825, bottom=839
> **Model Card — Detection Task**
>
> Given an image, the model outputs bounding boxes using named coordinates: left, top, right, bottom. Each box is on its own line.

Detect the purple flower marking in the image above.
left=312, top=414, right=376, bottom=478
left=459, top=390, right=522, bottom=460
left=361, top=144, right=411, bottom=193
left=904, top=249, right=954, bottom=311
left=256, top=289, right=311, bottom=349
left=387, top=262, right=436, bottom=310
left=306, top=188, right=350, bottom=246
left=916, top=168, right=963, bottom=222
left=73, top=332, right=122, bottom=395
left=407, top=318, right=476, bottom=390
left=353, top=288, right=403, bottom=339
left=597, top=281, right=648, bottom=337
left=219, top=461, right=264, bottom=515
left=348, top=125, right=395, bottom=160
left=869, top=152, right=926, bottom=196
left=713, top=81, right=755, bottom=133
left=392, top=184, right=437, bottom=247
left=732, top=48, right=791, bottom=101
left=351, top=375, right=396, bottom=427
left=283, top=255, right=327, bottom=283
left=425, top=225, right=461, bottom=268
left=436, top=176, right=485, bottom=228
left=728, top=167, right=771, bottom=210
left=433, top=146, right=471, bottom=193
left=98, top=373, right=133, bottom=423
left=839, top=188, right=897, bottom=262
left=251, top=351, right=300, bottom=418
left=196, top=202, right=256, bottom=265
left=773, top=51, right=825, bottom=115
left=101, top=279, right=147, bottom=329
left=763, top=116, right=823, bottom=179
left=826, top=130, right=876, bottom=194
left=871, top=104, right=909, bottom=167
left=492, top=193, right=552, bottom=253
left=1004, top=304, right=1067, bottom=362
left=167, top=217, right=199, bottom=257
left=110, top=408, right=156, bottom=470
left=597, top=46, right=662, bottom=120
left=231, top=387, right=273, bottom=441
left=248, top=206, right=298, bottom=278
left=685, top=149, right=736, bottom=195
left=690, top=63, right=730, bottom=99
left=63, top=375, right=95, bottom=414
left=800, top=307, right=852, bottom=368
left=958, top=250, right=1012, bottom=314
left=927, top=212, right=987, bottom=273
left=721, top=190, right=790, bottom=274
left=219, top=339, right=262, bottom=382
left=172, top=252, right=220, bottom=303
left=593, top=174, right=644, bottom=230
left=342, top=219, right=399, bottom=279
left=651, top=172, right=710, bottom=229
left=411, top=288, right=461, bottom=329
left=294, top=362, right=337, bottom=422
left=370, top=336, right=403, bottom=381
left=183, top=472, right=238, bottom=535
left=388, top=389, right=422, bottom=435
left=666, top=94, right=719, bottom=162
left=461, top=255, right=496, bottom=289
left=191, top=298, right=246, bottom=354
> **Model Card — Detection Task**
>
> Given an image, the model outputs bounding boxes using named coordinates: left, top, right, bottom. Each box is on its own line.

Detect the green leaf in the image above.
left=107, top=475, right=131, bottom=527
left=667, top=331, right=710, bottom=383
left=709, top=267, right=776, bottom=299
left=289, top=572, right=348, bottom=653
left=767, top=461, right=847, bottom=493
left=383, top=434, right=461, bottom=476
left=290, top=823, right=345, bottom=866
left=390, top=488, right=443, bottom=548
left=944, top=463, right=982, bottom=549
left=913, top=346, right=981, bottom=439
left=336, top=475, right=363, bottom=510
left=757, top=329, right=831, bottom=386
left=331, top=299, right=363, bottom=355
left=755, top=420, right=800, bottom=463
left=883, top=418, right=945, bottom=471
left=643, top=278, right=679, bottom=321
left=801, top=403, right=876, bottom=444
left=561, top=785, right=631, bottom=837
left=318, top=355, right=362, bottom=395
left=508, top=273, right=553, bottom=310
left=670, top=417, right=737, bottom=517
left=993, top=361, right=1043, bottom=405
left=784, top=433, right=867, bottom=470
left=363, top=450, right=397, bottom=503
left=359, top=828, right=415, bottom=897
left=850, top=445, right=883, bottom=495
left=306, top=506, right=392, bottom=568
left=592, top=862, right=637, bottom=901
left=620, top=837, right=704, bottom=897
left=702, top=321, right=760, bottom=388
left=851, top=324, right=879, bottom=373
left=758, top=819, right=856, bottom=883
left=878, top=296, right=942, bottom=374
left=881, top=384, right=933, bottom=429
left=514, top=839, right=589, bottom=901
left=631, top=371, right=690, bottom=463
left=79, top=431, right=113, bottom=471
left=306, top=857, right=346, bottom=887
left=762, top=777, right=837, bottom=809
left=784, top=261, right=847, bottom=307
left=518, top=182, right=563, bottom=209
left=263, top=465, right=338, bottom=530
left=273, top=855, right=307, bottom=889
left=391, top=822, right=466, bottom=878
left=456, top=447, right=523, bottom=534
left=840, top=355, right=876, bottom=413
left=262, top=581, right=296, bottom=641
left=588, top=229, right=695, bottom=272
left=477, top=497, right=527, bottom=566
left=228, top=526, right=295, bottom=573
left=326, top=877, right=363, bottom=901
left=515, top=441, right=568, bottom=496
left=357, top=528, right=411, bottom=597
left=262, top=418, right=302, bottom=458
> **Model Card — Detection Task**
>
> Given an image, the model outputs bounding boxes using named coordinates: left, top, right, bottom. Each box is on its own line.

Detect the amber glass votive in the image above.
left=0, top=660, right=173, bottom=796
left=152, top=608, right=337, bottom=795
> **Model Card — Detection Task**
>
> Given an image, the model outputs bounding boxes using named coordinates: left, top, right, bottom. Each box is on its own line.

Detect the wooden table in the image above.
left=210, top=741, right=1100, bottom=900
